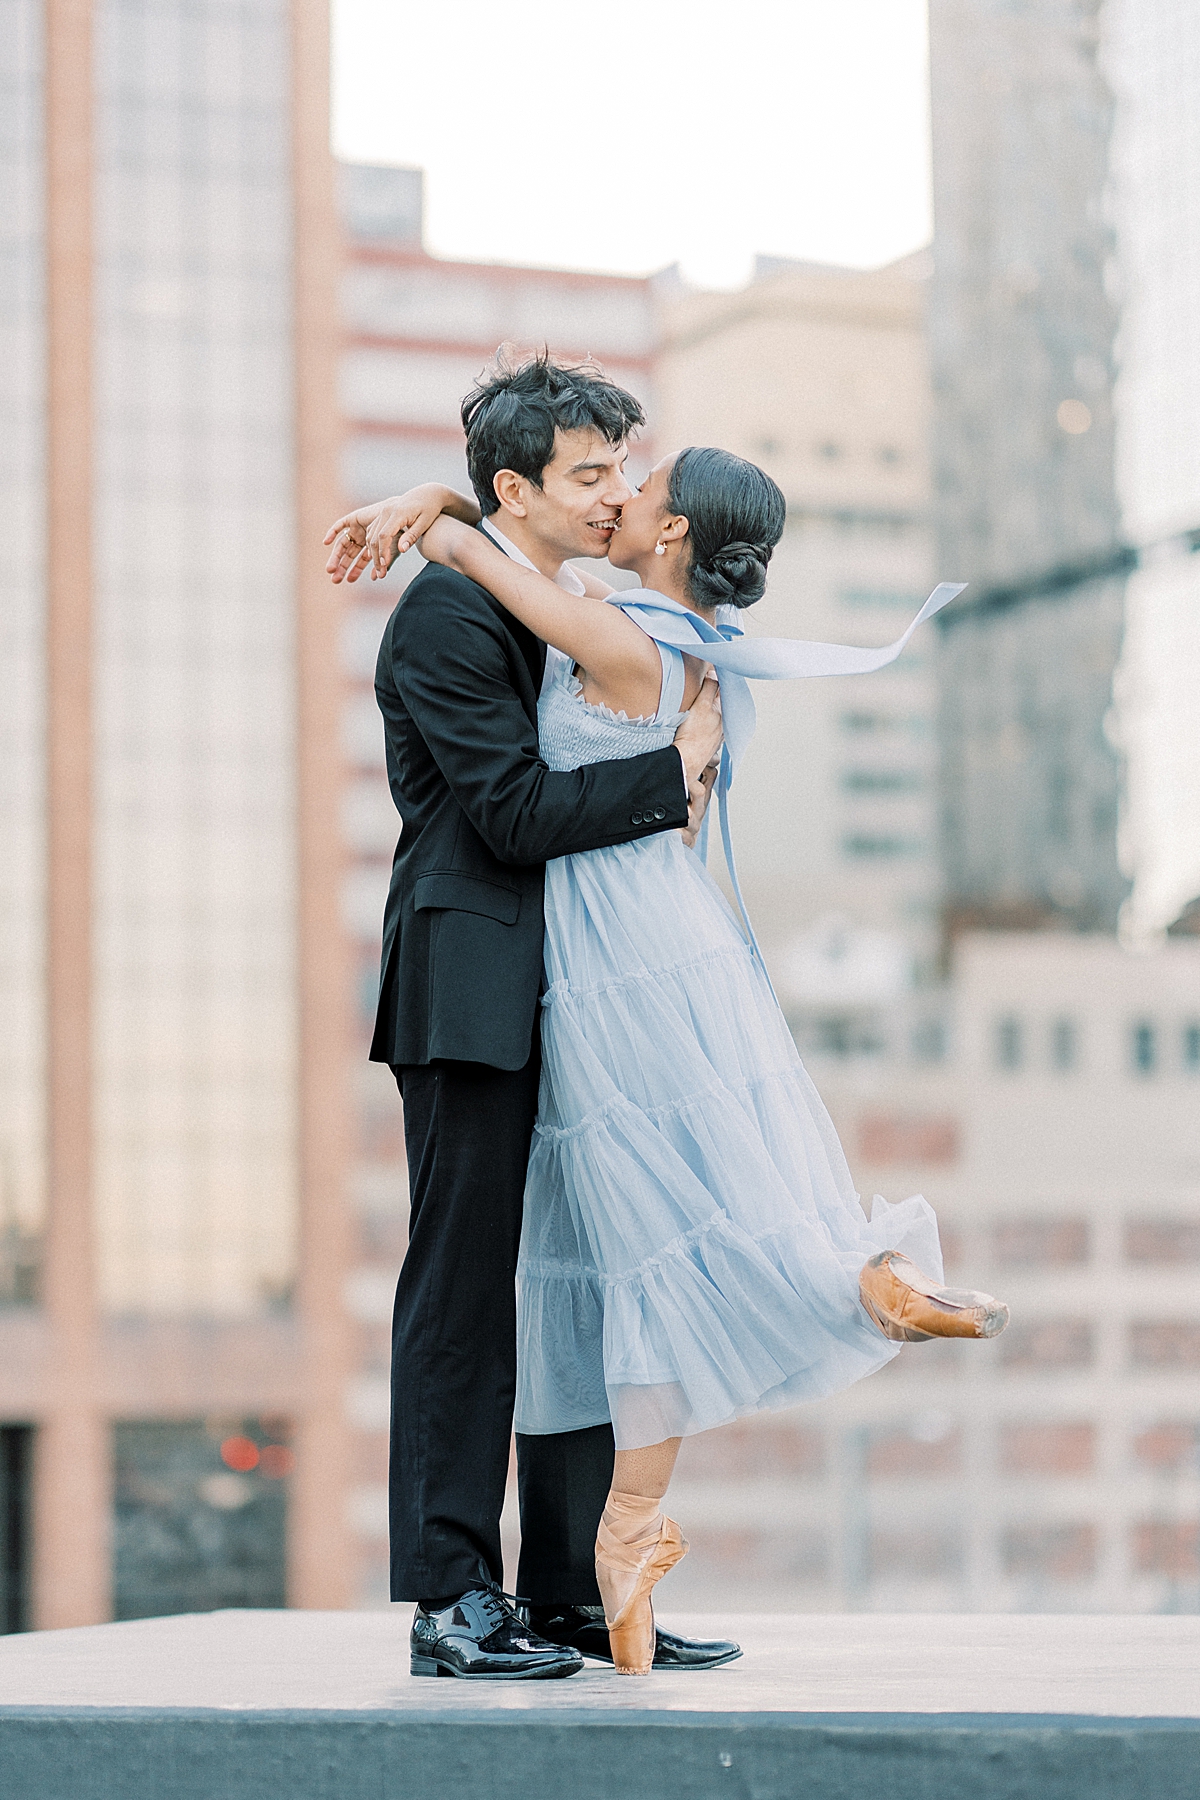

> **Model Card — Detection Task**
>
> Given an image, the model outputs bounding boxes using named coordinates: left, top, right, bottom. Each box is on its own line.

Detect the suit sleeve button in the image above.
left=631, top=813, right=643, bottom=825
left=653, top=807, right=666, bottom=820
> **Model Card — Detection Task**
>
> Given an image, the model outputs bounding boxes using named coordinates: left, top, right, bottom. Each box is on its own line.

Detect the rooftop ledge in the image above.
left=1, top=1610, right=1198, bottom=1799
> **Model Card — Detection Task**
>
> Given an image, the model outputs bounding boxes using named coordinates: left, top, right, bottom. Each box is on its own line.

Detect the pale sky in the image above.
left=331, top=0, right=932, bottom=288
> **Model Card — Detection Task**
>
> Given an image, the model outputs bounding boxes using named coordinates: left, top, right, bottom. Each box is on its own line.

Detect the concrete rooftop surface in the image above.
left=1, top=1609, right=1198, bottom=1798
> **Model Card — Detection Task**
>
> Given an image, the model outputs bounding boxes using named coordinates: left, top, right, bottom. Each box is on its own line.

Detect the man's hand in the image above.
left=672, top=673, right=723, bottom=788
left=682, top=762, right=718, bottom=847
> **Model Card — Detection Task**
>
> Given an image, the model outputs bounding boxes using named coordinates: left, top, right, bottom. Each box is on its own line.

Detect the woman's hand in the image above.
left=364, top=486, right=468, bottom=580
left=324, top=503, right=384, bottom=583
left=323, top=484, right=481, bottom=583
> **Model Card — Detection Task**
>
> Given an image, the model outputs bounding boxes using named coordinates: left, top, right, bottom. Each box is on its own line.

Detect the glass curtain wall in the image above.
left=92, top=0, right=298, bottom=1313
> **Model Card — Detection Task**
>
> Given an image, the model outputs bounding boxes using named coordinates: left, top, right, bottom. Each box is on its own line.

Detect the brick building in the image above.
left=668, top=933, right=1200, bottom=1613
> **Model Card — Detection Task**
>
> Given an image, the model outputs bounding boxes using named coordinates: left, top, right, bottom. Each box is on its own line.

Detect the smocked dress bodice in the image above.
left=536, top=644, right=687, bottom=771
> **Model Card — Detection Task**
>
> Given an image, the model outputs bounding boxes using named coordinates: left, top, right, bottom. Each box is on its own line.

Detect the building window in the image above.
left=840, top=711, right=929, bottom=739
left=995, top=1014, right=1023, bottom=1069
left=1124, top=1220, right=1200, bottom=1265
left=0, top=1428, right=32, bottom=1635
left=911, top=1017, right=947, bottom=1063
left=840, top=588, right=924, bottom=610
left=1183, top=1023, right=1200, bottom=1071
left=993, top=1219, right=1089, bottom=1267
left=113, top=1419, right=291, bottom=1621
left=1050, top=1017, right=1078, bottom=1070
left=842, top=835, right=924, bottom=858
left=358, top=961, right=381, bottom=1022
left=1130, top=1021, right=1157, bottom=1074
left=840, top=769, right=925, bottom=794
left=1002, top=1521, right=1096, bottom=1581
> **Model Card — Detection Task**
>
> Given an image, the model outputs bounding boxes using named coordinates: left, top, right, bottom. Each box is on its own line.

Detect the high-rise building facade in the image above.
left=0, top=0, right=351, bottom=1628
left=928, top=0, right=1129, bottom=933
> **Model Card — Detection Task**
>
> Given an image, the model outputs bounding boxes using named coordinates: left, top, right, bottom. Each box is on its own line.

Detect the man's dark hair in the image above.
left=461, top=349, right=645, bottom=516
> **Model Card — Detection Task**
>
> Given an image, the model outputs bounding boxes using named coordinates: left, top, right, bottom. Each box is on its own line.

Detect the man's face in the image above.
left=502, top=428, right=633, bottom=562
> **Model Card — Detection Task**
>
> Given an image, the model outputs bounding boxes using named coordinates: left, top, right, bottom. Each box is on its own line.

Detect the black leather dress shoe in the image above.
left=411, top=1585, right=584, bottom=1680
left=526, top=1602, right=742, bottom=1670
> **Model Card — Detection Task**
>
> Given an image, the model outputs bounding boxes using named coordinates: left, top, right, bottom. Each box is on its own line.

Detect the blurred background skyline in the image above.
left=2, top=0, right=1200, bottom=1633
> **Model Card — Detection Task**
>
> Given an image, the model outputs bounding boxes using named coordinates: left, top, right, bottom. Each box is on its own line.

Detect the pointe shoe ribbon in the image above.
left=595, top=1498, right=688, bottom=1676
left=859, top=1250, right=1009, bottom=1342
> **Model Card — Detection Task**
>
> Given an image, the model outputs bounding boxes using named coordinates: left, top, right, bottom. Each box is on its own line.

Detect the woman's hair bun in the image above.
left=667, top=446, right=786, bottom=611
left=689, top=540, right=769, bottom=608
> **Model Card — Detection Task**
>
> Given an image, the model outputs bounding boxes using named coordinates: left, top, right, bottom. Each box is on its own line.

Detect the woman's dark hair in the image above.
left=462, top=349, right=645, bottom=516
left=667, top=446, right=786, bottom=609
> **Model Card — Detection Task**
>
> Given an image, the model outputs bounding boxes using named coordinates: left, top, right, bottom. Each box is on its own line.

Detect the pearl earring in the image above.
left=654, top=541, right=666, bottom=556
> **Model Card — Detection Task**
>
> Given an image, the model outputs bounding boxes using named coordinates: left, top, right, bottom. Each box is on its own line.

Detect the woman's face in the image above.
left=607, top=454, right=680, bottom=572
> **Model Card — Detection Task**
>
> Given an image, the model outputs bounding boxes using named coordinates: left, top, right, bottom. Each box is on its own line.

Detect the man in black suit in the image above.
left=327, top=356, right=735, bottom=1678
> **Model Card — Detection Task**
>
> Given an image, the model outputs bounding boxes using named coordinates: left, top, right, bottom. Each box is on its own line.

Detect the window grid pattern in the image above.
left=92, top=0, right=298, bottom=1314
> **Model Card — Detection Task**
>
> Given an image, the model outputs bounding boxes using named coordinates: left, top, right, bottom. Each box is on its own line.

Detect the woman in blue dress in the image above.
left=383, top=447, right=1008, bottom=1673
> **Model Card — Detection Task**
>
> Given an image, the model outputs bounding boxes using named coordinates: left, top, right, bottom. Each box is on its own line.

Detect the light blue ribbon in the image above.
left=612, top=581, right=967, bottom=994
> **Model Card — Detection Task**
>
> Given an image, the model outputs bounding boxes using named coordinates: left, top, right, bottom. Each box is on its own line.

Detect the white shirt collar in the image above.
left=480, top=517, right=587, bottom=595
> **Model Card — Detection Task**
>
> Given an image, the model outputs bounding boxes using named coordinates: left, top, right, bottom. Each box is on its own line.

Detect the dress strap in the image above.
left=655, top=641, right=687, bottom=720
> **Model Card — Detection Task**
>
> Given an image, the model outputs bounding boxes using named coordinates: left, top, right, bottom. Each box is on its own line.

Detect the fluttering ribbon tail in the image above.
left=613, top=581, right=967, bottom=993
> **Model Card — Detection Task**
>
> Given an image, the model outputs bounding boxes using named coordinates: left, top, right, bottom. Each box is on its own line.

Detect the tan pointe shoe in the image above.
left=859, top=1250, right=1009, bottom=1342
left=595, top=1496, right=689, bottom=1676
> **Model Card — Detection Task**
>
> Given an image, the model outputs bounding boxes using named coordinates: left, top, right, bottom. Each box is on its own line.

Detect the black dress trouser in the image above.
left=390, top=1052, right=614, bottom=1603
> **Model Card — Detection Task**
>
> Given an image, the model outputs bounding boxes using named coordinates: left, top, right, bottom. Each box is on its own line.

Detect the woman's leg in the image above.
left=612, top=1437, right=681, bottom=1501
left=596, top=1437, right=688, bottom=1675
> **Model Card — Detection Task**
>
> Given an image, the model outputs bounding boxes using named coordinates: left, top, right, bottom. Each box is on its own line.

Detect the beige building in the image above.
left=654, top=257, right=942, bottom=1052
left=665, top=931, right=1200, bottom=1614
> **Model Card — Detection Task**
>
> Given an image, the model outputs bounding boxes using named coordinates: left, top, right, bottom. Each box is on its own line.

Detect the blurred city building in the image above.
left=928, top=0, right=1200, bottom=946
left=0, top=0, right=351, bottom=1629
left=654, top=256, right=944, bottom=1056
left=1104, top=0, right=1200, bottom=941
left=666, top=0, right=1200, bottom=1617
left=664, top=0, right=1183, bottom=1621
left=928, top=0, right=1128, bottom=935
left=670, top=933, right=1200, bottom=1613
left=337, top=162, right=657, bottom=504
left=5, top=5, right=1198, bottom=1638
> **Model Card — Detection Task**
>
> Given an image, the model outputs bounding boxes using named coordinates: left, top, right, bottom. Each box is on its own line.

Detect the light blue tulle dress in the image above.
left=515, top=641, right=945, bottom=1451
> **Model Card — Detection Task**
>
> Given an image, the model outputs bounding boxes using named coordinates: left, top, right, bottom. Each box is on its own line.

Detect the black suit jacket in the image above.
left=370, top=561, right=690, bottom=1070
